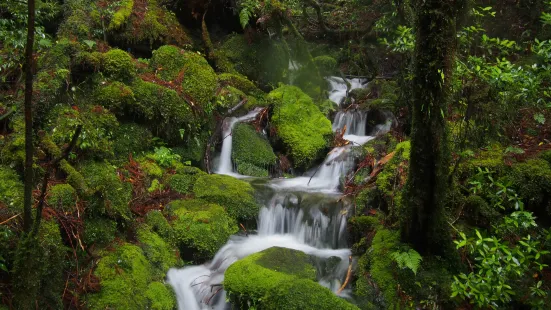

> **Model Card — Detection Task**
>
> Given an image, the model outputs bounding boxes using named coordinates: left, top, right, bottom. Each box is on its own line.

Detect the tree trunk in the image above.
left=401, top=0, right=464, bottom=254
left=23, top=0, right=36, bottom=233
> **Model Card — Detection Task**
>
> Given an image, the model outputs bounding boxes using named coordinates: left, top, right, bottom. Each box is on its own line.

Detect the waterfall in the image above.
left=168, top=77, right=377, bottom=310
left=215, top=108, right=264, bottom=176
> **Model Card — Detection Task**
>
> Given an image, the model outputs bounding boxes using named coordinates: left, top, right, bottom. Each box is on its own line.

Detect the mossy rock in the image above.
left=224, top=247, right=359, bottom=310
left=82, top=217, right=117, bottom=247
left=218, top=73, right=261, bottom=95
left=106, top=0, right=190, bottom=47
left=313, top=55, right=337, bottom=76
left=149, top=45, right=186, bottom=81
left=374, top=141, right=410, bottom=217
left=145, top=282, right=176, bottom=310
left=94, top=81, right=135, bottom=114
left=149, top=46, right=217, bottom=108
left=46, top=184, right=77, bottom=213
left=102, top=49, right=135, bottom=82
left=463, top=195, right=501, bottom=227
left=168, top=166, right=206, bottom=194
left=131, top=79, right=195, bottom=141
left=169, top=199, right=238, bottom=260
left=268, top=85, right=332, bottom=168
left=136, top=225, right=179, bottom=279
left=356, top=79, right=399, bottom=111
left=509, top=158, right=551, bottom=213
left=45, top=104, right=119, bottom=159
left=232, top=123, right=277, bottom=177
left=459, top=144, right=510, bottom=177
left=0, top=165, right=23, bottom=211
left=193, top=174, right=259, bottom=221
left=87, top=243, right=152, bottom=309
left=79, top=161, right=132, bottom=221
left=145, top=210, right=174, bottom=243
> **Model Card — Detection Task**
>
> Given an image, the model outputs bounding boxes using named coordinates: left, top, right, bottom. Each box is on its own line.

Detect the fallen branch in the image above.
left=239, top=223, right=249, bottom=237
left=337, top=256, right=353, bottom=295
left=0, top=213, right=20, bottom=225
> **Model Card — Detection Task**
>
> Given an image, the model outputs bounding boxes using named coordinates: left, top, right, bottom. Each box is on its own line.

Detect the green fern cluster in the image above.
left=390, top=249, right=422, bottom=275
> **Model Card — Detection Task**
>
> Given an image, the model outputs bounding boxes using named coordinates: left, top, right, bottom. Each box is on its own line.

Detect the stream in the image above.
left=167, top=76, right=387, bottom=309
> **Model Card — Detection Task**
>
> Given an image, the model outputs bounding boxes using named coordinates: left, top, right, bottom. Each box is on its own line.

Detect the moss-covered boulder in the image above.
left=313, top=55, right=337, bottom=76
left=87, top=243, right=153, bottom=309
left=94, top=81, right=135, bottom=114
left=356, top=79, right=399, bottom=111
left=149, top=46, right=217, bottom=108
left=136, top=225, right=179, bottom=279
left=168, top=166, right=206, bottom=195
left=509, top=158, right=551, bottom=215
left=268, top=85, right=332, bottom=168
left=224, top=247, right=359, bottom=310
left=45, top=104, right=119, bottom=159
left=145, top=210, right=174, bottom=243
left=218, top=73, right=261, bottom=95
left=145, top=282, right=176, bottom=310
left=193, top=174, right=259, bottom=221
left=82, top=217, right=117, bottom=247
left=46, top=184, right=77, bottom=213
left=80, top=161, right=132, bottom=221
left=102, top=49, right=135, bottom=82
left=0, top=166, right=23, bottom=211
left=232, top=123, right=277, bottom=177
left=131, top=78, right=195, bottom=140
left=169, top=199, right=238, bottom=260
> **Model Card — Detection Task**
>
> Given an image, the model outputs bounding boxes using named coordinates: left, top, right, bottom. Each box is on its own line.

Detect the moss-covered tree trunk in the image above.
left=401, top=0, right=464, bottom=254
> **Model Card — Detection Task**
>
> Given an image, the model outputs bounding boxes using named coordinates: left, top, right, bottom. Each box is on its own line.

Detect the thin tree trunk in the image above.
left=23, top=0, right=36, bottom=233
left=401, top=0, right=465, bottom=254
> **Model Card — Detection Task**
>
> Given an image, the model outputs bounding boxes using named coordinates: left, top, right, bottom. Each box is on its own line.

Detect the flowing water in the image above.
left=167, top=77, right=379, bottom=309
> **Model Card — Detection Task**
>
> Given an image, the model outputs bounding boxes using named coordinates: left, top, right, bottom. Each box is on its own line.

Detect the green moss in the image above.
left=136, top=225, right=178, bottom=279
left=46, top=104, right=119, bottom=159
left=317, top=99, right=338, bottom=116
left=168, top=174, right=194, bottom=194
left=180, top=52, right=217, bottom=108
left=509, top=159, right=551, bottom=208
left=80, top=161, right=132, bottom=221
left=60, top=159, right=89, bottom=195
left=0, top=165, right=23, bottom=211
left=460, top=144, right=509, bottom=176
left=0, top=118, right=26, bottom=167
left=102, top=49, right=135, bottom=81
left=95, top=81, right=135, bottom=113
left=215, top=85, right=246, bottom=110
left=367, top=229, right=401, bottom=307
left=357, top=80, right=399, bottom=111
left=46, top=184, right=77, bottom=212
left=145, top=210, right=174, bottom=243
left=268, top=85, right=332, bottom=168
left=150, top=45, right=186, bottom=81
left=108, top=0, right=133, bottom=30
left=313, top=56, right=337, bottom=76
left=374, top=141, right=410, bottom=216
left=87, top=243, right=151, bottom=309
left=169, top=199, right=238, bottom=259
left=145, top=282, right=176, bottom=310
left=464, top=195, right=501, bottom=227
left=539, top=149, right=551, bottom=165
left=224, top=247, right=359, bottom=310
left=193, top=174, right=259, bottom=221
left=232, top=123, right=276, bottom=177
left=83, top=217, right=117, bottom=246
left=131, top=79, right=195, bottom=140
left=111, top=123, right=153, bottom=159
left=139, top=159, right=163, bottom=178
left=218, top=73, right=261, bottom=95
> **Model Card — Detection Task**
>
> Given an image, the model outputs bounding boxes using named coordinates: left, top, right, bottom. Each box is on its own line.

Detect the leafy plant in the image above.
left=390, top=248, right=422, bottom=275
left=148, top=147, right=181, bottom=167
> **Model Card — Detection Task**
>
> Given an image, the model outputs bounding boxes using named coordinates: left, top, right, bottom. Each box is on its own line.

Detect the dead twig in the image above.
left=337, top=256, right=353, bottom=295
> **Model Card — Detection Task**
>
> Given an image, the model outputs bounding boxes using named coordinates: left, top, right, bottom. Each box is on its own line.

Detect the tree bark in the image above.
left=23, top=0, right=36, bottom=233
left=401, top=0, right=465, bottom=254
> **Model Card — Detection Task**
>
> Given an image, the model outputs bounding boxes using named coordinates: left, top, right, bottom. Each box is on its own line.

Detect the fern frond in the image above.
left=239, top=9, right=250, bottom=29
left=391, top=249, right=422, bottom=275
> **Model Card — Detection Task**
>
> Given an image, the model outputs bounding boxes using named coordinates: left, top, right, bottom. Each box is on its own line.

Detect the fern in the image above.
left=391, top=249, right=422, bottom=275
left=239, top=9, right=250, bottom=29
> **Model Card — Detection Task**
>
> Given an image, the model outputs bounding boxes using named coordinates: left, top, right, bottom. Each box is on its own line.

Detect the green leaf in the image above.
left=534, top=113, right=546, bottom=125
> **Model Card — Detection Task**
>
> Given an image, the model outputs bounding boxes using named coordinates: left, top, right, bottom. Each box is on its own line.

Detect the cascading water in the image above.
left=167, top=77, right=377, bottom=309
left=215, top=108, right=264, bottom=176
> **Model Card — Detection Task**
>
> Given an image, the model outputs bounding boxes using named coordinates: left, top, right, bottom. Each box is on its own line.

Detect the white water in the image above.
left=168, top=77, right=376, bottom=309
left=327, top=76, right=367, bottom=106
left=215, top=108, right=264, bottom=177
left=333, top=111, right=368, bottom=136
